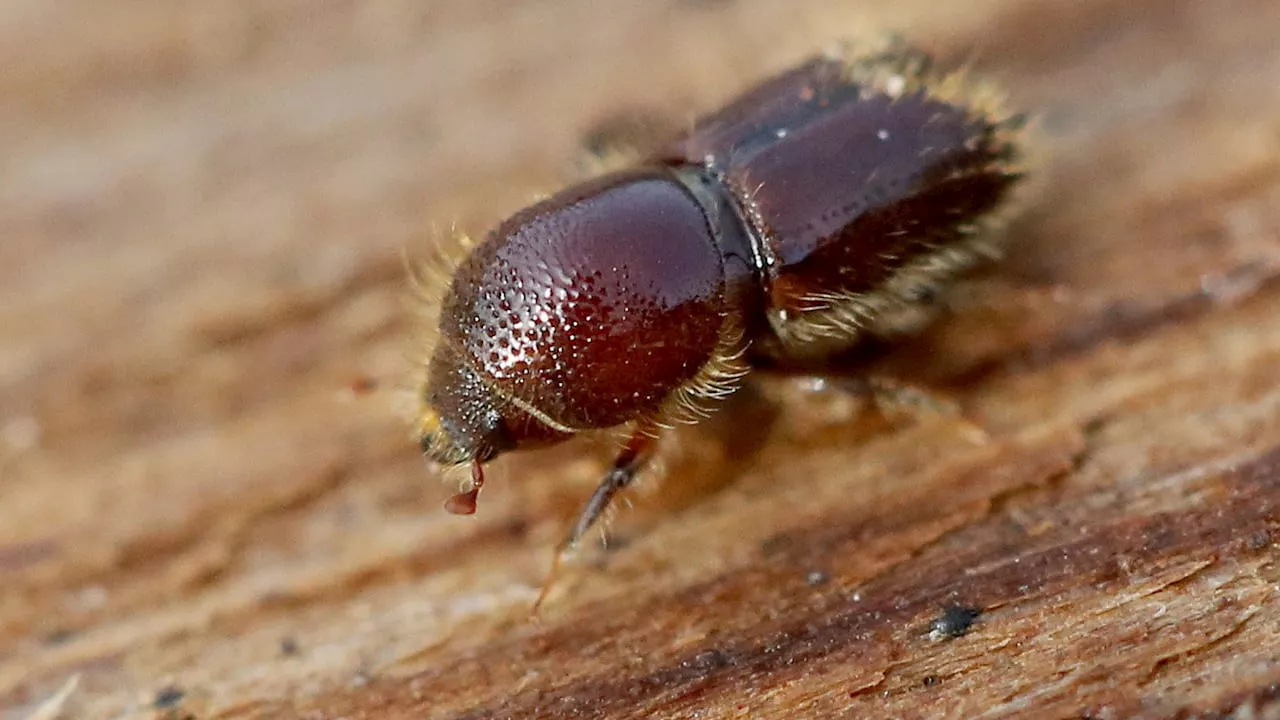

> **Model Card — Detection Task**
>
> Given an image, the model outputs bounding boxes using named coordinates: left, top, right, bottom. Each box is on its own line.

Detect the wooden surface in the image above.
left=4, top=1, right=1280, bottom=718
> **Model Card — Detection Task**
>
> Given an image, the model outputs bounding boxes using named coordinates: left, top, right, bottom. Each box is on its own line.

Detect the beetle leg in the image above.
left=568, top=431, right=656, bottom=548
left=799, top=375, right=989, bottom=444
left=533, top=427, right=656, bottom=613
left=857, top=376, right=988, bottom=443
left=573, top=110, right=680, bottom=178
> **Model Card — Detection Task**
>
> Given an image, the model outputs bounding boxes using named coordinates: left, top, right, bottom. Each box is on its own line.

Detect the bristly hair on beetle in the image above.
left=407, top=34, right=1036, bottom=606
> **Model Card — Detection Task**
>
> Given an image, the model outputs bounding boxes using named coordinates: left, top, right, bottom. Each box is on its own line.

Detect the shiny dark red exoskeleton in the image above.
left=412, top=37, right=1030, bottom=566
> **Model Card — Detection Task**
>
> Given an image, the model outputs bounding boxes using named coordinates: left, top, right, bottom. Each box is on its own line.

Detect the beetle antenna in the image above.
left=443, top=460, right=486, bottom=515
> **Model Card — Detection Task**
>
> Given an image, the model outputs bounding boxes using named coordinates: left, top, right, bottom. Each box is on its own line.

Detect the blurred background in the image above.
left=4, top=1, right=1280, bottom=718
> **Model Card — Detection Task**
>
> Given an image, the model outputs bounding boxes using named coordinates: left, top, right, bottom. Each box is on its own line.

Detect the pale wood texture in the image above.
left=5, top=1, right=1280, bottom=718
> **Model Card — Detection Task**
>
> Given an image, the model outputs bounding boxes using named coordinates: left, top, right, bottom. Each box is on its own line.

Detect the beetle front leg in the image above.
left=565, top=432, right=656, bottom=550
left=534, top=426, right=657, bottom=612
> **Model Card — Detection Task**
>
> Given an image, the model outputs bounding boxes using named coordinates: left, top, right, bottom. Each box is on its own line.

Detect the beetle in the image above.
left=410, top=36, right=1030, bottom=575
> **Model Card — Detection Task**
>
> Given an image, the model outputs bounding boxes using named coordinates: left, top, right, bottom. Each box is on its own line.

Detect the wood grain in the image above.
left=4, top=1, right=1280, bottom=718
